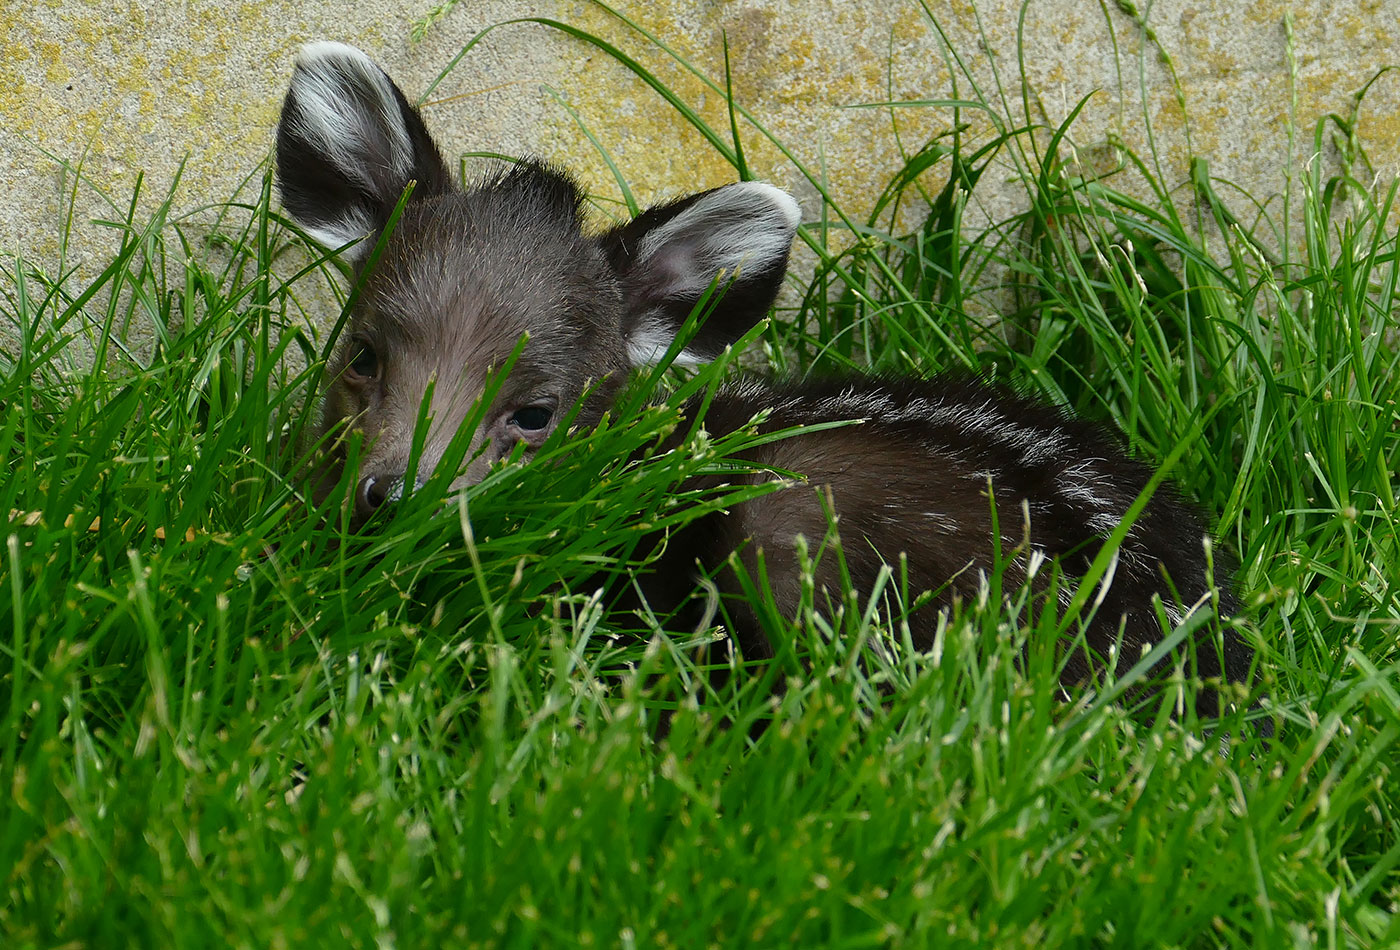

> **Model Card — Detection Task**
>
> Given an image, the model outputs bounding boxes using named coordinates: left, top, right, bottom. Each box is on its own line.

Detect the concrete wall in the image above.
left=3, top=1, right=1398, bottom=293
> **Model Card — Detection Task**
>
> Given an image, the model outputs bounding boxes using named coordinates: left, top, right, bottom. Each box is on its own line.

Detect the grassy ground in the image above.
left=3, top=6, right=1399, bottom=948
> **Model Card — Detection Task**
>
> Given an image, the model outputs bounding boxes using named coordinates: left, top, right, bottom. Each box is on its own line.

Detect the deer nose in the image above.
left=355, top=474, right=393, bottom=521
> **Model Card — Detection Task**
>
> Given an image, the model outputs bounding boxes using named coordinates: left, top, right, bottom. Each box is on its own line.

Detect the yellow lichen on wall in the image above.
left=2, top=0, right=1398, bottom=302
left=0, top=0, right=391, bottom=261
left=518, top=1, right=974, bottom=225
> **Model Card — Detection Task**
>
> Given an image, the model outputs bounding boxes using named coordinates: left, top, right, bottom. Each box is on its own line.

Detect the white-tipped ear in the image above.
left=634, top=182, right=801, bottom=293
left=601, top=181, right=802, bottom=364
left=289, top=43, right=416, bottom=197
left=276, top=42, right=453, bottom=260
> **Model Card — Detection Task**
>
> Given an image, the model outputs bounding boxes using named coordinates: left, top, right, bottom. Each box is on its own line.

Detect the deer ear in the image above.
left=600, top=182, right=801, bottom=366
left=275, top=42, right=454, bottom=261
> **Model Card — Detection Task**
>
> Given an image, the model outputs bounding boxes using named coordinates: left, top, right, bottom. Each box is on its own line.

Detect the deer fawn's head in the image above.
left=276, top=42, right=801, bottom=521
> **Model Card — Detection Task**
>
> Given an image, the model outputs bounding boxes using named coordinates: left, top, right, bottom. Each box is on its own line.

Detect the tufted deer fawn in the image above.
left=276, top=42, right=1260, bottom=724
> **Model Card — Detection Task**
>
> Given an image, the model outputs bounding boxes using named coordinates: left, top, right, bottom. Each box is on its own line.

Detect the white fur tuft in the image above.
left=625, top=318, right=707, bottom=367
left=741, top=181, right=803, bottom=231
left=295, top=219, right=372, bottom=255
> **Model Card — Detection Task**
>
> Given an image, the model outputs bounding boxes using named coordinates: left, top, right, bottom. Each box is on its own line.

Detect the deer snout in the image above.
left=354, top=474, right=389, bottom=521
left=353, top=472, right=412, bottom=522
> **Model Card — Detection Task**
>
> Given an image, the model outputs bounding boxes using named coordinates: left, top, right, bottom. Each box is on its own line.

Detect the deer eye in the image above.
left=345, top=340, right=380, bottom=381
left=509, top=405, right=554, bottom=432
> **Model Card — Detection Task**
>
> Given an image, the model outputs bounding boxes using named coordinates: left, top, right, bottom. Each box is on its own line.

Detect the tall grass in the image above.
left=2, top=3, right=1397, bottom=946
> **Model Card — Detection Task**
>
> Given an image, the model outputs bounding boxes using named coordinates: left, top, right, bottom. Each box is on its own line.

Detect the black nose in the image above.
left=355, top=474, right=392, bottom=521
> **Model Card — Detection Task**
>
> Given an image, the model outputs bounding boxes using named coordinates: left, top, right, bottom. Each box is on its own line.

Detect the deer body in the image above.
left=276, top=43, right=1257, bottom=717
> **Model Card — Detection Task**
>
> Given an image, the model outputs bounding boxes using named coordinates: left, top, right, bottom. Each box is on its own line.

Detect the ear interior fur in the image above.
left=633, top=182, right=801, bottom=298
left=276, top=41, right=453, bottom=259
left=602, top=182, right=802, bottom=365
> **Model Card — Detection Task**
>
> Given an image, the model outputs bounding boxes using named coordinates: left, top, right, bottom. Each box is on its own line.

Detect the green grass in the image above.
left=3, top=4, right=1399, bottom=947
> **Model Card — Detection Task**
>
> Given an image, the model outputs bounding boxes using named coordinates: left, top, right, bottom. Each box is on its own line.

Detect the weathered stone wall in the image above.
left=3, top=1, right=1397, bottom=298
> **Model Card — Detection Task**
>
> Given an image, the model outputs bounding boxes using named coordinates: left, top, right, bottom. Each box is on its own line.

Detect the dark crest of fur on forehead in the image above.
left=467, top=160, right=587, bottom=233
left=382, top=160, right=590, bottom=263
left=371, top=159, right=589, bottom=261
left=361, top=161, right=622, bottom=348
